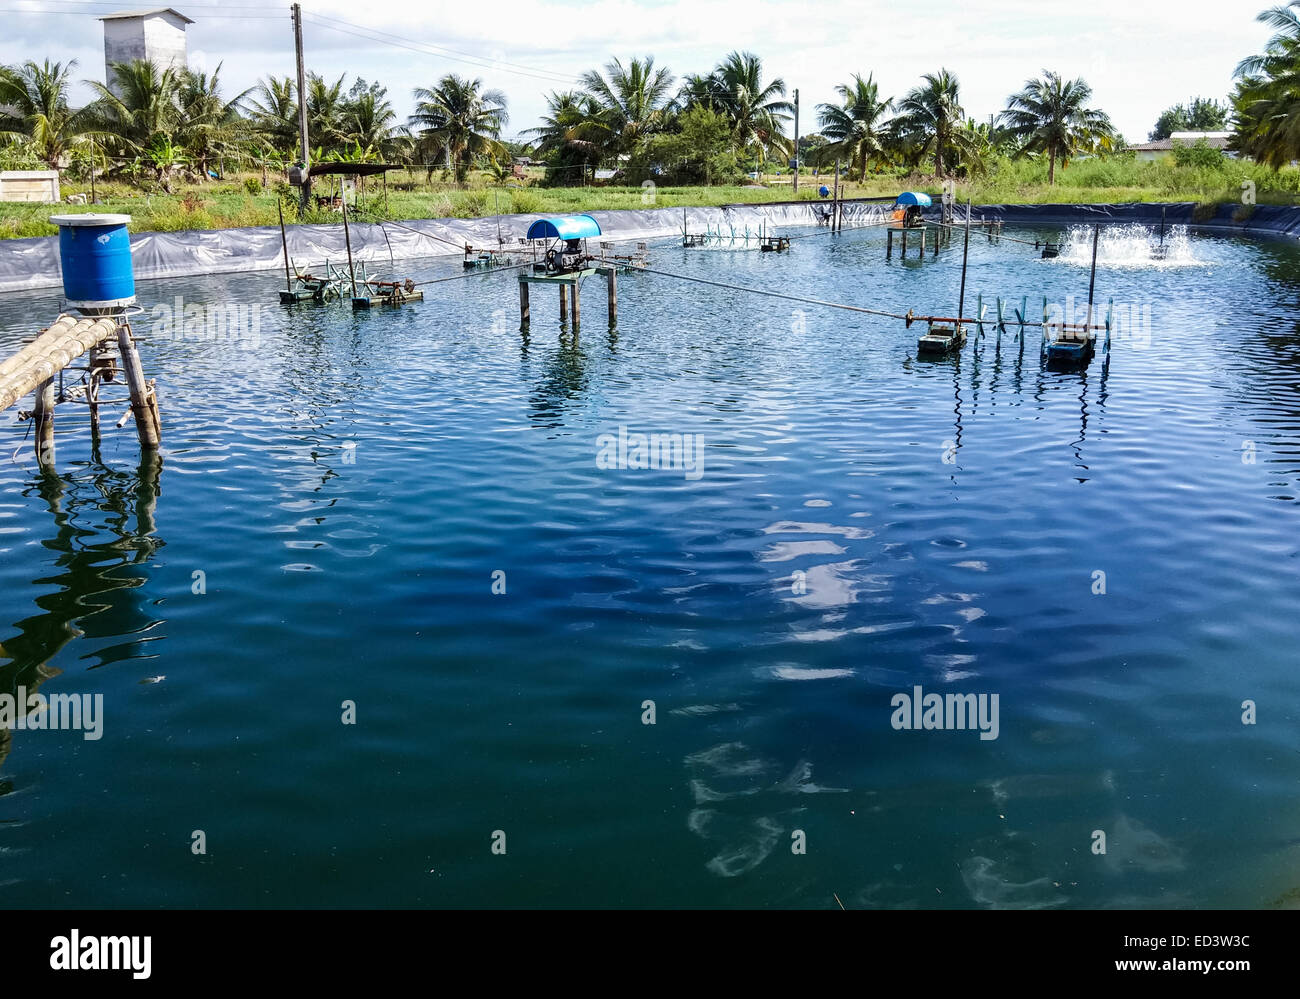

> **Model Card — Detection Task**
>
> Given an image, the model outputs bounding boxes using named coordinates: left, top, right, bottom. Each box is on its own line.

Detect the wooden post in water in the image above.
left=606, top=269, right=617, bottom=326
left=341, top=200, right=358, bottom=299
left=519, top=280, right=530, bottom=328
left=833, top=159, right=840, bottom=233
left=957, top=200, right=972, bottom=331
left=559, top=284, right=567, bottom=323
left=87, top=344, right=102, bottom=441
left=116, top=323, right=160, bottom=450
left=33, top=375, right=55, bottom=468
left=1086, top=224, right=1100, bottom=329
left=278, top=199, right=292, bottom=292
left=571, top=283, right=581, bottom=328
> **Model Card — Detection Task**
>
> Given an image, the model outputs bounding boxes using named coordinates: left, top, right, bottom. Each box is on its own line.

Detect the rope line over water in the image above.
left=636, top=265, right=913, bottom=320
left=412, top=260, right=534, bottom=287
left=925, top=216, right=1041, bottom=248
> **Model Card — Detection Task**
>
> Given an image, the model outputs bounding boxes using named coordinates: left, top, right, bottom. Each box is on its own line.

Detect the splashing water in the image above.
left=1057, top=223, right=1200, bottom=268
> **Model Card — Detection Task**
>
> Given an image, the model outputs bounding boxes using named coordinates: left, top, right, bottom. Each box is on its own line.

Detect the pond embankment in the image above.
left=0, top=201, right=1294, bottom=294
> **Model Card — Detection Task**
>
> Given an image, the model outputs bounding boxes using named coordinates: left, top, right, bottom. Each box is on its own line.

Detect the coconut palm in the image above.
left=712, top=51, right=792, bottom=163
left=998, top=71, right=1116, bottom=183
left=1232, top=3, right=1300, bottom=167
left=892, top=69, right=973, bottom=178
left=408, top=74, right=508, bottom=184
left=524, top=90, right=607, bottom=181
left=246, top=76, right=299, bottom=158
left=83, top=59, right=186, bottom=152
left=578, top=56, right=674, bottom=157
left=817, top=73, right=893, bottom=181
left=0, top=59, right=95, bottom=169
left=177, top=64, right=250, bottom=178
left=674, top=73, right=721, bottom=113
left=1236, top=2, right=1300, bottom=77
left=306, top=73, right=348, bottom=154
left=341, top=90, right=401, bottom=162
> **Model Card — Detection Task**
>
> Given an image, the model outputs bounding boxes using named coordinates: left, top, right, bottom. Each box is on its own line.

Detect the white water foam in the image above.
left=1056, top=223, right=1200, bottom=268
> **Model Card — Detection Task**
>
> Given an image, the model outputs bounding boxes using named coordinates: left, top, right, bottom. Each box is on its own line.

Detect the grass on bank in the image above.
left=1, top=155, right=1297, bottom=239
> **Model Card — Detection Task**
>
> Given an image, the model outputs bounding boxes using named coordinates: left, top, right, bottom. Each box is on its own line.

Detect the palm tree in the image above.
left=674, top=73, right=720, bottom=113
left=306, top=72, right=348, bottom=155
left=341, top=90, right=401, bottom=162
left=712, top=51, right=792, bottom=163
left=1236, top=2, right=1300, bottom=77
left=998, top=71, right=1115, bottom=183
left=1232, top=3, right=1300, bottom=167
left=177, top=64, right=250, bottom=178
left=84, top=59, right=186, bottom=152
left=524, top=90, right=607, bottom=182
left=408, top=74, right=508, bottom=185
left=817, top=73, right=893, bottom=181
left=578, top=56, right=674, bottom=157
left=892, top=69, right=973, bottom=178
left=246, top=76, right=299, bottom=158
left=0, top=59, right=94, bottom=169
left=953, top=118, right=996, bottom=177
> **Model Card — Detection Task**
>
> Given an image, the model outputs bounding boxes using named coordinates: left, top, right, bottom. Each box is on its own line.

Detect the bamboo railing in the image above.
left=0, top=314, right=160, bottom=467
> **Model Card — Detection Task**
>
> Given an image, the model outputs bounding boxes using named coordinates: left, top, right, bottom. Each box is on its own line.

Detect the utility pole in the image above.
left=792, top=88, right=799, bottom=194
left=292, top=3, right=310, bottom=213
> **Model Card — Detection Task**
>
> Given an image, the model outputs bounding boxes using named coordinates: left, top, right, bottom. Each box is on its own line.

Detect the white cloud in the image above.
left=0, top=0, right=1276, bottom=142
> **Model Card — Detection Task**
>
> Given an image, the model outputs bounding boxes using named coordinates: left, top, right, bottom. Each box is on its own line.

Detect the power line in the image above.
left=304, top=12, right=578, bottom=87
left=307, top=12, right=577, bottom=84
left=0, top=2, right=284, bottom=16
left=7, top=0, right=282, bottom=9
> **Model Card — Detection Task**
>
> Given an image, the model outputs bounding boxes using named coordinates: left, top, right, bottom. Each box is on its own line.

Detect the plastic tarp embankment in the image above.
left=4, top=199, right=1297, bottom=294
left=0, top=202, right=830, bottom=294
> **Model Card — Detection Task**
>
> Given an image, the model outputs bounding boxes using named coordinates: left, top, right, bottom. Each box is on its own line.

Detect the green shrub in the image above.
left=1172, top=139, right=1229, bottom=170
left=453, top=191, right=488, bottom=217
left=244, top=176, right=262, bottom=195
left=509, top=189, right=544, bottom=214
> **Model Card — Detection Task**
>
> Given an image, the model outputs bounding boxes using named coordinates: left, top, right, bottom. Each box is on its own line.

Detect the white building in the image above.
left=1129, top=131, right=1234, bottom=163
left=99, top=8, right=192, bottom=96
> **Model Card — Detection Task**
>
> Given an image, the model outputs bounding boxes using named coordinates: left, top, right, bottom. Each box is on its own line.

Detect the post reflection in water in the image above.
left=0, top=453, right=163, bottom=772
left=527, top=329, right=592, bottom=430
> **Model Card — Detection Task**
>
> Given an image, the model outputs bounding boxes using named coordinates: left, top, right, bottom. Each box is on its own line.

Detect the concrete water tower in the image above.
left=99, top=8, right=193, bottom=96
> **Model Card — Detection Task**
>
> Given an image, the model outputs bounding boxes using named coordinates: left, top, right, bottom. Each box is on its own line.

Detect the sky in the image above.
left=0, top=0, right=1278, bottom=145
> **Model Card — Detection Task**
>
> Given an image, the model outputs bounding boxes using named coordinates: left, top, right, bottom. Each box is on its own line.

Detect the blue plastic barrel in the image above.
left=49, top=213, right=135, bottom=311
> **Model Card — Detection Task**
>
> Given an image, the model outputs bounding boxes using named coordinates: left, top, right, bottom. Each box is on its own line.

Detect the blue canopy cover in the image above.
left=526, top=214, right=602, bottom=240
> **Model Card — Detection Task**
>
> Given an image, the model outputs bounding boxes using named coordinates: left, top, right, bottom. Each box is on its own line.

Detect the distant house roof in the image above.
left=1130, top=133, right=1231, bottom=152
left=99, top=8, right=195, bottom=22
